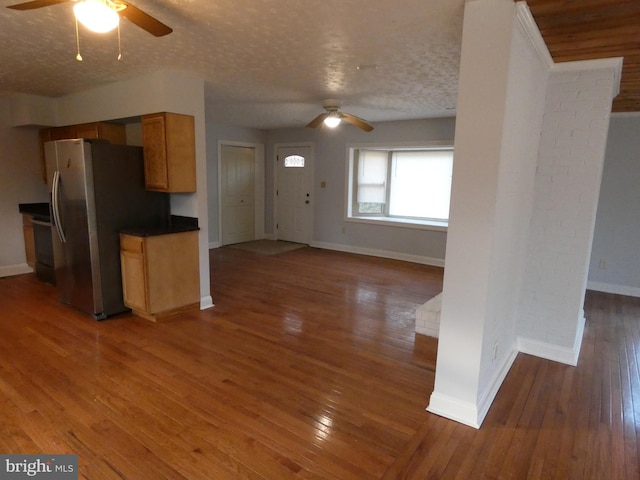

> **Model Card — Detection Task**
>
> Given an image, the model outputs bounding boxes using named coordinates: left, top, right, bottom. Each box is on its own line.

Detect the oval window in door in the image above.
left=284, top=155, right=305, bottom=167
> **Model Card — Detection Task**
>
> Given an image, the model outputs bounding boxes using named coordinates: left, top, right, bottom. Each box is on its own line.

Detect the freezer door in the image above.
left=53, top=139, right=105, bottom=318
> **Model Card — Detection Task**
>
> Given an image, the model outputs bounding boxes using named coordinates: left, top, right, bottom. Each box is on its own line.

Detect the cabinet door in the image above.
left=120, top=251, right=147, bottom=311
left=145, top=231, right=199, bottom=314
left=165, top=113, right=196, bottom=192
left=50, top=126, right=77, bottom=140
left=97, top=122, right=127, bottom=144
left=141, top=115, right=169, bottom=191
left=75, top=123, right=100, bottom=139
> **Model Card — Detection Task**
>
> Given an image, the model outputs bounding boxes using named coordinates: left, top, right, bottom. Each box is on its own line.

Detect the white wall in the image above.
left=266, top=118, right=456, bottom=264
left=517, top=61, right=620, bottom=362
left=0, top=98, right=48, bottom=277
left=476, top=4, right=548, bottom=406
left=588, top=114, right=640, bottom=297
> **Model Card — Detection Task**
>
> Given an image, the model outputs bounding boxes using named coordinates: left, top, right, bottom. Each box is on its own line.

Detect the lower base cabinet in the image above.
left=120, top=230, right=199, bottom=321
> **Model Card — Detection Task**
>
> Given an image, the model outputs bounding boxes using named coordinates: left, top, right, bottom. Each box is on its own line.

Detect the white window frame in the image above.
left=346, top=141, right=453, bottom=232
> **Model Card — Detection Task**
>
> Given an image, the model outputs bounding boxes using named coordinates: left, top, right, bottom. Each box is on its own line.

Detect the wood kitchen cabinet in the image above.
left=75, top=122, right=127, bottom=144
left=120, top=230, right=200, bottom=321
left=39, top=121, right=127, bottom=182
left=46, top=122, right=126, bottom=143
left=141, top=112, right=196, bottom=193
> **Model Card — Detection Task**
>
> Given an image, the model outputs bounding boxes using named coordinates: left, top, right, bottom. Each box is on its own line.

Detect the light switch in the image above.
left=320, top=181, right=327, bottom=188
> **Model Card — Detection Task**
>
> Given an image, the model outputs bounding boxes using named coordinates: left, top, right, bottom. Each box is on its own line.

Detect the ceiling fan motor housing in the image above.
left=322, top=99, right=342, bottom=111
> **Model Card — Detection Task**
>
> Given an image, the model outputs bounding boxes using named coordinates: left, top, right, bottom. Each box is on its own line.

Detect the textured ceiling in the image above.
left=0, top=0, right=465, bottom=129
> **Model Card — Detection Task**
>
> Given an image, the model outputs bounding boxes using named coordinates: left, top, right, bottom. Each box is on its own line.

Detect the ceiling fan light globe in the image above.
left=74, top=0, right=119, bottom=33
left=323, top=116, right=341, bottom=128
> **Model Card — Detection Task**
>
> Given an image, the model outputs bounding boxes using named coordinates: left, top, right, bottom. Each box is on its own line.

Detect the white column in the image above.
left=427, top=0, right=621, bottom=428
left=428, top=0, right=521, bottom=429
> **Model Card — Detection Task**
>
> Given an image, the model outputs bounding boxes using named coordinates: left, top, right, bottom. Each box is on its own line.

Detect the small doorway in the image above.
left=219, top=143, right=265, bottom=245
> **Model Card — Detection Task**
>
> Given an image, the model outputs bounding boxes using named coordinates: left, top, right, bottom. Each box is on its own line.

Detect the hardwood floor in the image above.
left=0, top=246, right=638, bottom=479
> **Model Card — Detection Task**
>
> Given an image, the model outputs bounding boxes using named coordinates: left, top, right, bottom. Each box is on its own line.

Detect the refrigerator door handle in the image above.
left=52, top=170, right=66, bottom=244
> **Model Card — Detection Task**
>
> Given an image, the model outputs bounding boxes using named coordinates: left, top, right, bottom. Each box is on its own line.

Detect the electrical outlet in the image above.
left=599, top=259, right=606, bottom=269
left=492, top=344, right=498, bottom=360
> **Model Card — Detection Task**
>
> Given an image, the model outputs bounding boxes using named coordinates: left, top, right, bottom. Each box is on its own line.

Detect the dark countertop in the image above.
left=18, top=202, right=50, bottom=222
left=120, top=215, right=199, bottom=237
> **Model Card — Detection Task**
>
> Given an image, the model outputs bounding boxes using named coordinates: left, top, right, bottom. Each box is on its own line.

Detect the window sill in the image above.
left=346, top=216, right=448, bottom=232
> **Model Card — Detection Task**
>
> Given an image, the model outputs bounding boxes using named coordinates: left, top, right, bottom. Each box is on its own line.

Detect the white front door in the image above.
left=221, top=145, right=255, bottom=245
left=276, top=145, right=313, bottom=244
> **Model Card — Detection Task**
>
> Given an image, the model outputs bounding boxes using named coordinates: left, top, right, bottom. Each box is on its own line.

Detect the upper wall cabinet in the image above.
left=75, top=122, right=127, bottom=144
left=39, top=121, right=127, bottom=183
left=141, top=112, right=196, bottom=193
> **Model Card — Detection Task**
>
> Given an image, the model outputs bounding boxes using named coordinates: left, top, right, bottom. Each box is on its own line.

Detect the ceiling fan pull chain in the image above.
left=117, top=22, right=122, bottom=61
left=75, top=16, right=83, bottom=62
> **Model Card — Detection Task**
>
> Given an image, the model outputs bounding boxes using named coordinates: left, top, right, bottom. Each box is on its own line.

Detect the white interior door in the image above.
left=221, top=145, right=255, bottom=245
left=276, top=145, right=313, bottom=244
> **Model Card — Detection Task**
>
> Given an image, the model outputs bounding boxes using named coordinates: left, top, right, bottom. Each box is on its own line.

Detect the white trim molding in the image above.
left=587, top=281, right=640, bottom=299
left=200, top=295, right=214, bottom=310
left=427, top=347, right=518, bottom=429
left=476, top=348, right=519, bottom=423
left=515, top=1, right=554, bottom=70
left=550, top=57, right=623, bottom=98
left=515, top=1, right=623, bottom=98
left=517, top=314, right=585, bottom=366
left=310, top=241, right=445, bottom=268
left=427, top=392, right=482, bottom=429
left=0, top=263, right=33, bottom=278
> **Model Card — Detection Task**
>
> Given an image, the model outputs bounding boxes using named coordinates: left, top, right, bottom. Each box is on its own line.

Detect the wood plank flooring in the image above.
left=0, top=246, right=639, bottom=479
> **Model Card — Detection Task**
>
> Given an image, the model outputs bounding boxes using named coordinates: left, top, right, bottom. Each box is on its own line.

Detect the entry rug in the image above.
left=0, top=455, right=78, bottom=479
left=228, top=240, right=306, bottom=256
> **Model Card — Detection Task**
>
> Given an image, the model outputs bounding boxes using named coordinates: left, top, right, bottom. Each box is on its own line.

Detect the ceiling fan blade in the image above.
left=118, top=1, right=173, bottom=37
left=7, top=0, right=69, bottom=10
left=341, top=112, right=374, bottom=132
left=307, top=112, right=329, bottom=129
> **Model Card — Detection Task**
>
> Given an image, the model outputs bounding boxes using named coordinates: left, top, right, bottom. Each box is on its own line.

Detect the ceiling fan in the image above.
left=307, top=99, right=374, bottom=132
left=7, top=0, right=172, bottom=37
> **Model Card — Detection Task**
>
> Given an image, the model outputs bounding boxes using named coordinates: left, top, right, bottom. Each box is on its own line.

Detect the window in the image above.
left=283, top=155, right=305, bottom=167
left=347, top=144, right=453, bottom=229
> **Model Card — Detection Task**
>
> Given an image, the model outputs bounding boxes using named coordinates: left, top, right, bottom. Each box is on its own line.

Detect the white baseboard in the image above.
left=210, top=238, right=441, bottom=269
left=587, top=280, right=640, bottom=298
left=415, top=326, right=440, bottom=337
left=210, top=235, right=276, bottom=249
left=517, top=314, right=585, bottom=366
left=310, top=241, right=445, bottom=268
left=427, top=392, right=481, bottom=429
left=427, top=347, right=518, bottom=429
left=0, top=263, right=33, bottom=278
left=476, top=347, right=518, bottom=424
left=200, top=295, right=214, bottom=310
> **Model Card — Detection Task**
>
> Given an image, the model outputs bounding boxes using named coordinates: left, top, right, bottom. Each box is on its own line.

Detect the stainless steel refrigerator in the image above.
left=46, top=138, right=170, bottom=319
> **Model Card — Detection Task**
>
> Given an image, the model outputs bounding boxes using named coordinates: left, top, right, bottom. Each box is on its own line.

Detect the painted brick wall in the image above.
left=517, top=65, right=618, bottom=356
